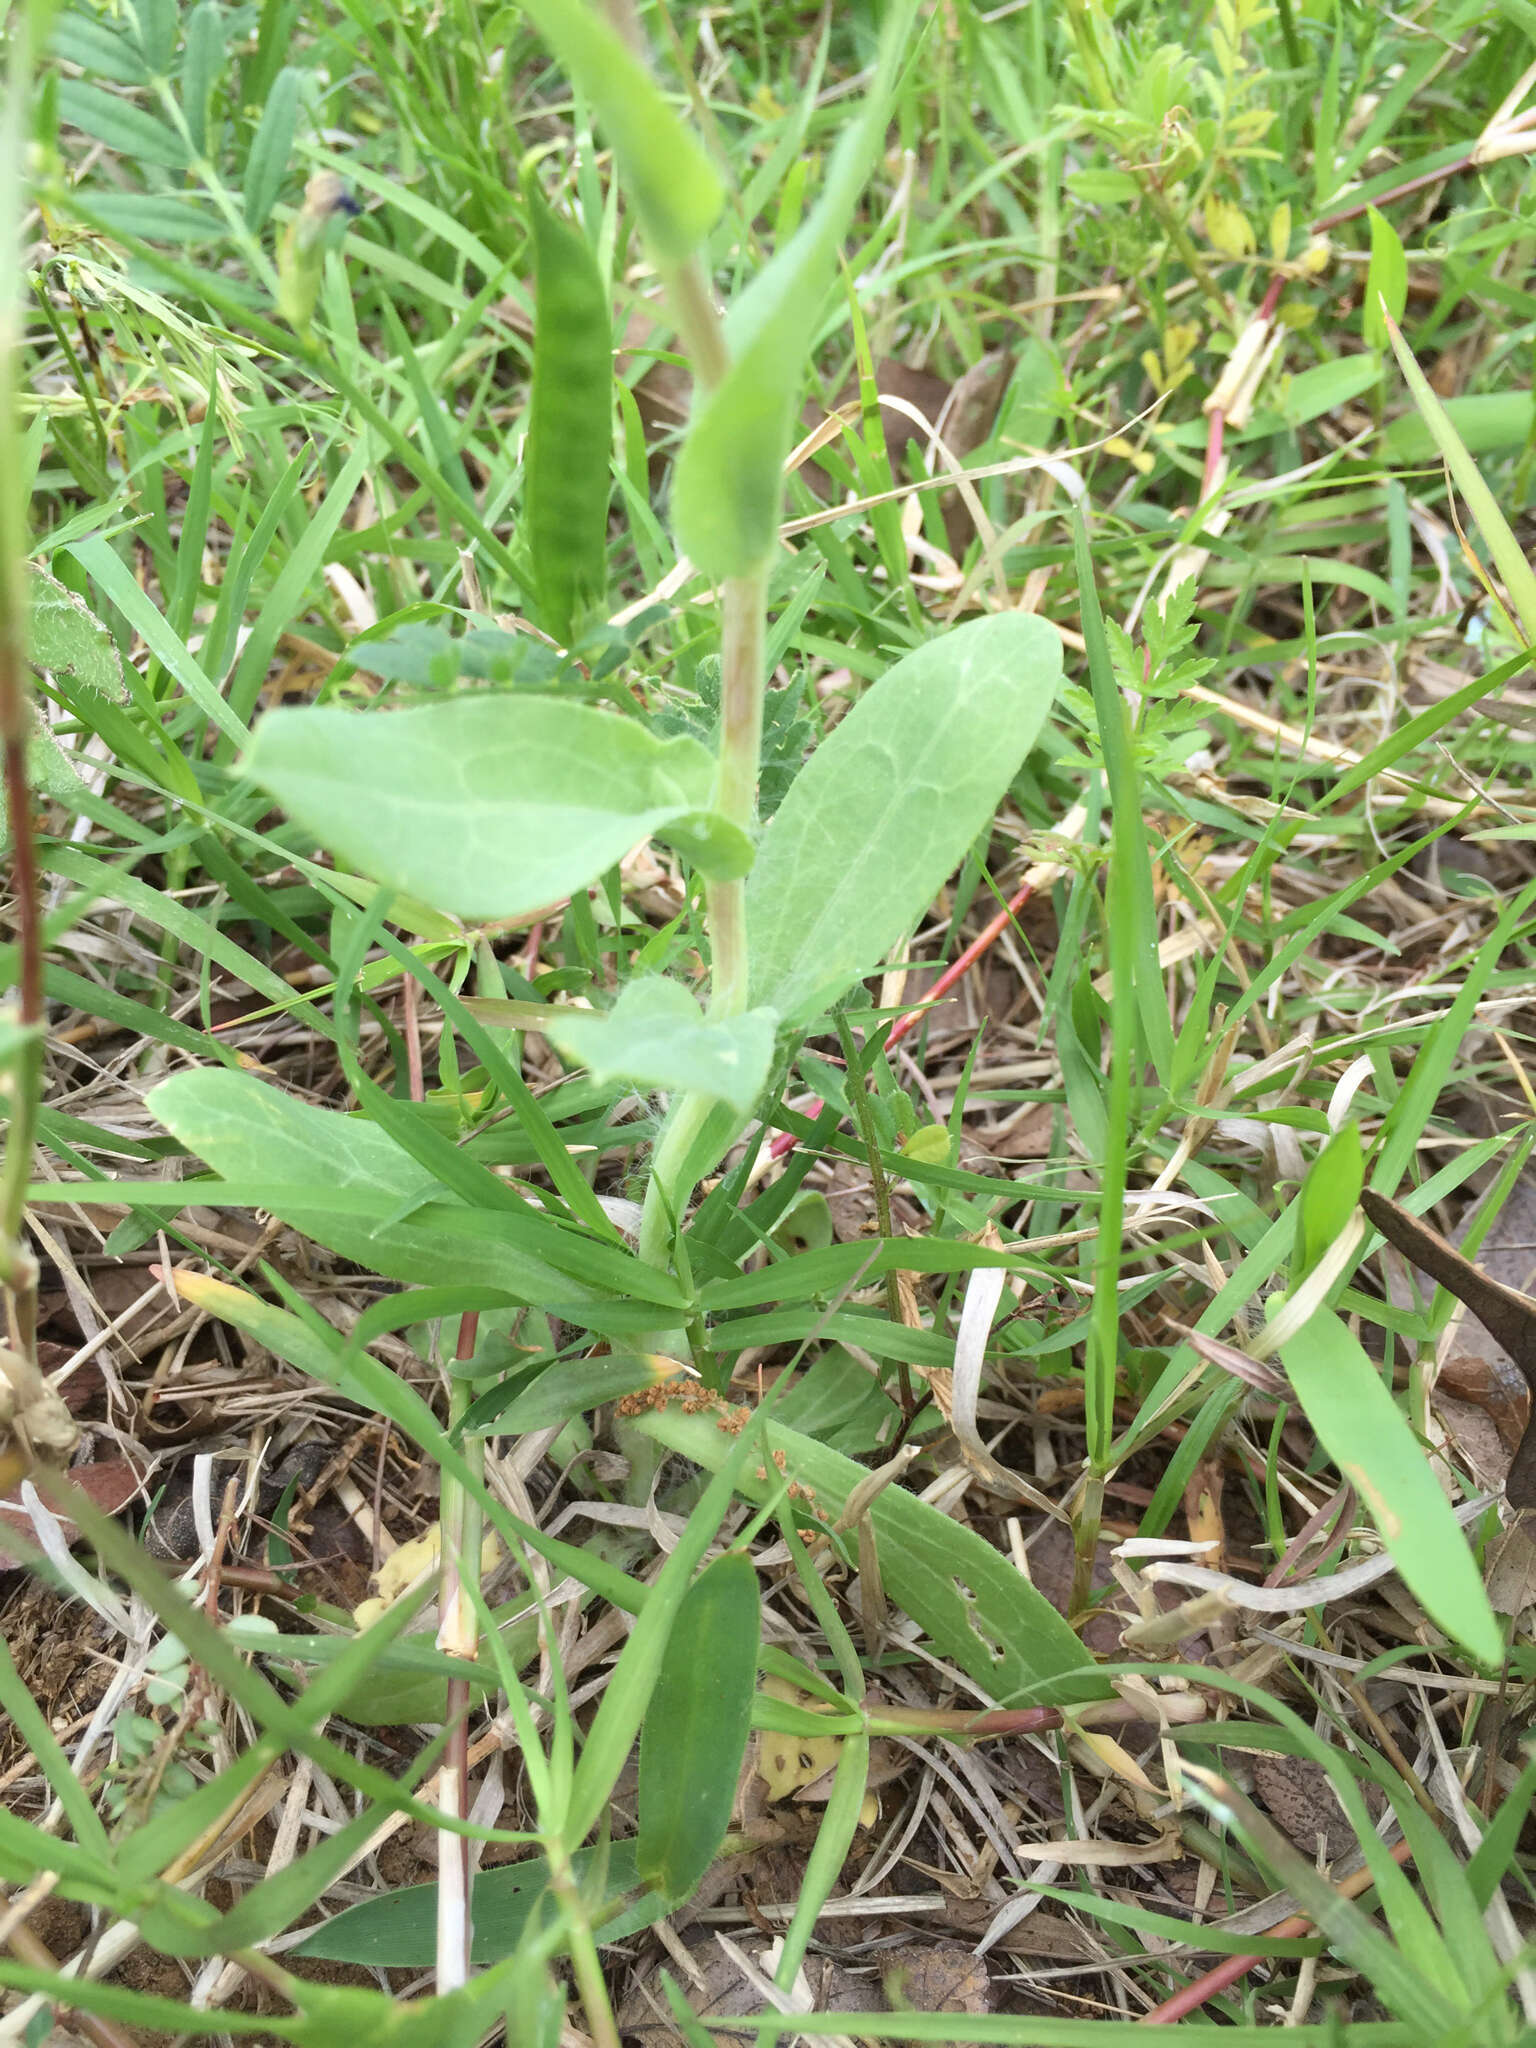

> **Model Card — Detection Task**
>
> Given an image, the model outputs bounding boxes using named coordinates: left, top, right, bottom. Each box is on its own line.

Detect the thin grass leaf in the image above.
left=1383, top=308, right=1536, bottom=645
left=66, top=532, right=249, bottom=743
left=0, top=1637, right=112, bottom=1857
left=1277, top=1307, right=1501, bottom=1664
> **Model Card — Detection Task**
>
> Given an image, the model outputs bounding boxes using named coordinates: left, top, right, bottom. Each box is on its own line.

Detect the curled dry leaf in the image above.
left=1485, top=1514, right=1536, bottom=1621
left=1361, top=1187, right=1536, bottom=1504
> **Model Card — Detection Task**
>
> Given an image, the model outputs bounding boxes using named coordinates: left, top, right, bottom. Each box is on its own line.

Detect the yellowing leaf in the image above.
left=1203, top=194, right=1256, bottom=258
left=1163, top=322, right=1200, bottom=377
left=757, top=1675, right=843, bottom=1798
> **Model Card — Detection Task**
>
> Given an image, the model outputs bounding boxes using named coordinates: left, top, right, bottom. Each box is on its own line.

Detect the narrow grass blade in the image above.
left=1278, top=1307, right=1501, bottom=1665
left=1383, top=309, right=1536, bottom=645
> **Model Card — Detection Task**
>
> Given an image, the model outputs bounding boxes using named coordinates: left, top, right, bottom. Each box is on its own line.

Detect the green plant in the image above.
left=7, top=0, right=1536, bottom=2039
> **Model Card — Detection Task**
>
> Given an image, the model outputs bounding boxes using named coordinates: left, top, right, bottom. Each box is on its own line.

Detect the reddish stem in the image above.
left=1140, top=1836, right=1414, bottom=2022
left=1200, top=409, right=1226, bottom=502
left=402, top=972, right=424, bottom=1103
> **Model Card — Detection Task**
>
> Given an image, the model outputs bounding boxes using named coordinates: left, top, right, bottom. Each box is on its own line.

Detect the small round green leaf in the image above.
left=546, top=978, right=777, bottom=1115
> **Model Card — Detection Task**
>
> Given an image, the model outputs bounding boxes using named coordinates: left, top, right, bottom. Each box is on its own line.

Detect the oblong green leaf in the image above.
left=180, top=0, right=227, bottom=157
left=50, top=13, right=151, bottom=85
left=567, top=1418, right=767, bottom=1844
left=131, top=0, right=178, bottom=72
left=636, top=1407, right=1108, bottom=1702
left=746, top=612, right=1063, bottom=1027
left=526, top=179, right=612, bottom=648
left=547, top=978, right=776, bottom=1115
left=242, top=697, right=753, bottom=921
left=293, top=1840, right=664, bottom=1964
left=1280, top=354, right=1384, bottom=429
left=638, top=1551, right=760, bottom=1906
left=79, top=190, right=230, bottom=244
left=517, top=0, right=723, bottom=262
left=1383, top=389, right=1535, bottom=462
left=1292, top=1123, right=1363, bottom=1285
left=1278, top=1307, right=1501, bottom=1665
left=472, top=1351, right=679, bottom=1435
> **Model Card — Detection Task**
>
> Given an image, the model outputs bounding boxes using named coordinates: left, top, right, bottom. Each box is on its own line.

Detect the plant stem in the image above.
left=637, top=1090, right=712, bottom=1274
left=0, top=4, right=40, bottom=1349
left=545, top=1840, right=622, bottom=2048
left=436, top=1312, right=483, bottom=1993
left=634, top=235, right=771, bottom=1278
left=637, top=562, right=766, bottom=1272
left=1069, top=1467, right=1105, bottom=1618
left=705, top=567, right=766, bottom=1018
left=434, top=958, right=486, bottom=1992
left=662, top=256, right=730, bottom=392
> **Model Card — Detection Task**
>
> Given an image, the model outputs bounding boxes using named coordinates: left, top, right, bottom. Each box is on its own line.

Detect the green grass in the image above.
left=3, top=0, right=1536, bottom=2040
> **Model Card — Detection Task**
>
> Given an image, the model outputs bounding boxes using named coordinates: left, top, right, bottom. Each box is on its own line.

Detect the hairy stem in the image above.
left=636, top=230, right=769, bottom=1278
left=704, top=567, right=766, bottom=1019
